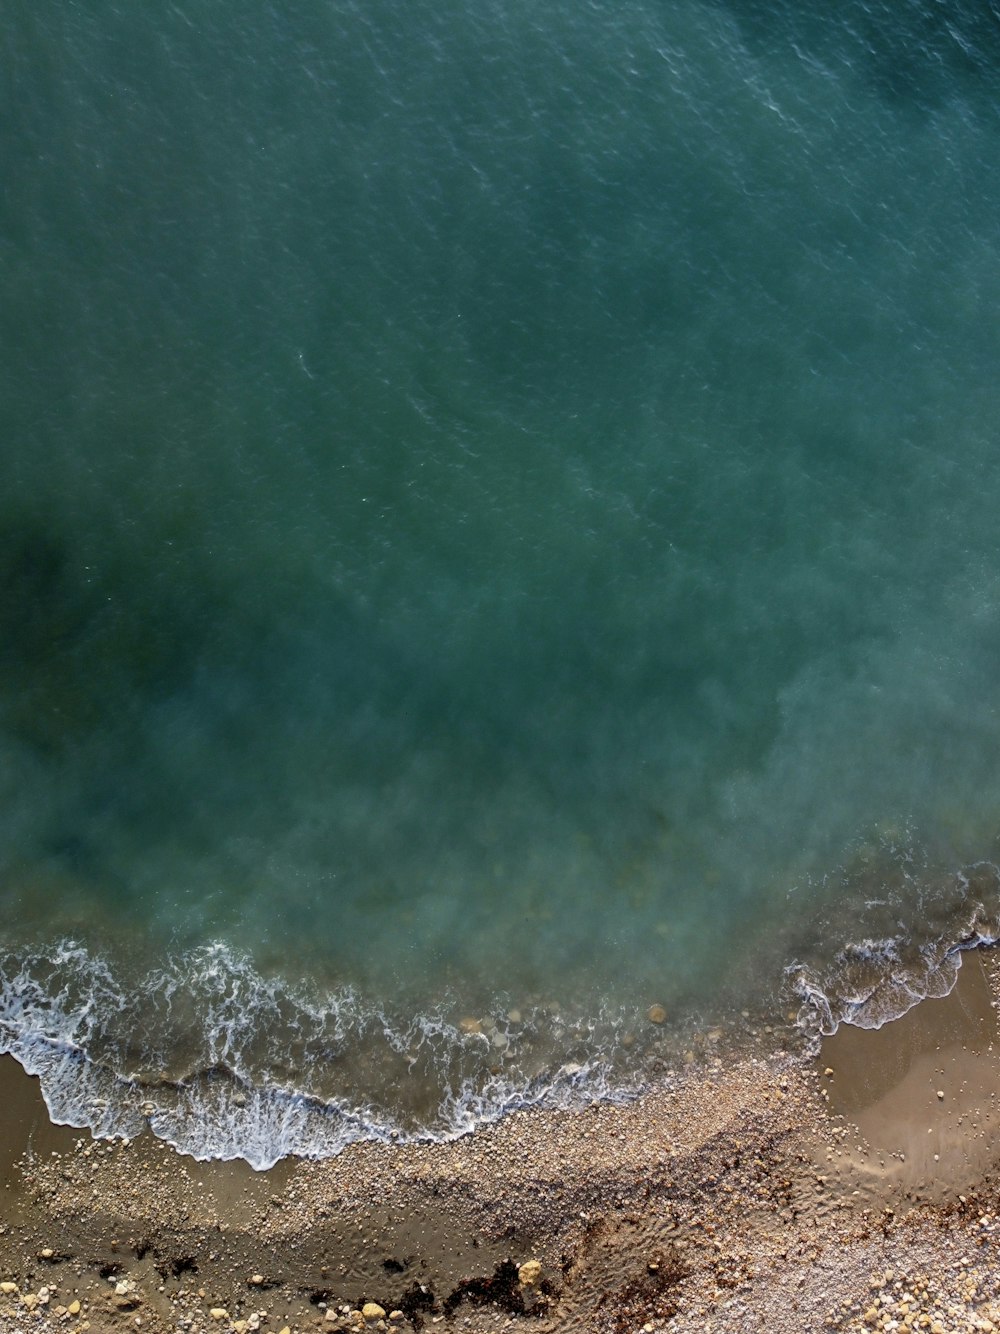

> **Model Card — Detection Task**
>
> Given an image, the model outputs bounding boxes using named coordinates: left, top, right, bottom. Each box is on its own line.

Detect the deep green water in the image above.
left=3, top=0, right=1000, bottom=1164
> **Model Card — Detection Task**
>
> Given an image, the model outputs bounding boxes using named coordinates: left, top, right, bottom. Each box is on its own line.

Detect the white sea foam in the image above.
left=5, top=893, right=998, bottom=1170
left=0, top=939, right=632, bottom=1170
left=789, top=911, right=1000, bottom=1047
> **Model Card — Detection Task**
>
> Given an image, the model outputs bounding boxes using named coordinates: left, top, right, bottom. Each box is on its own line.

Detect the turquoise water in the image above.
left=4, top=0, right=1000, bottom=1164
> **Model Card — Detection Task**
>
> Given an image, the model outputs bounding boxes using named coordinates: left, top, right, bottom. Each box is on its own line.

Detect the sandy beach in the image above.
left=2, top=951, right=1000, bottom=1333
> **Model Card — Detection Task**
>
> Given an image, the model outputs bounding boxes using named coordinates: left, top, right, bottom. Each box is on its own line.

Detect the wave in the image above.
left=788, top=861, right=1000, bottom=1043
left=0, top=940, right=632, bottom=1170
left=5, top=859, right=1000, bottom=1169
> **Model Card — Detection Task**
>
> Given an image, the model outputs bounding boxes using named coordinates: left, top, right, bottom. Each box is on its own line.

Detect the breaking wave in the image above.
left=5, top=863, right=1000, bottom=1168
left=0, top=940, right=633, bottom=1170
left=789, top=861, right=1000, bottom=1044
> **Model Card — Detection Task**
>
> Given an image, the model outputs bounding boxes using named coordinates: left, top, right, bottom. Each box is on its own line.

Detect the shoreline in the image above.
left=1, top=954, right=1000, bottom=1331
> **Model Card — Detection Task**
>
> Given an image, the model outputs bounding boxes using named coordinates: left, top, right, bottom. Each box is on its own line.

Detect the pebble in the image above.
left=248, top=1274, right=264, bottom=1286
left=362, top=1301, right=387, bottom=1320
left=646, top=1004, right=667, bottom=1024
left=518, top=1259, right=543, bottom=1287
left=209, top=1308, right=230, bottom=1321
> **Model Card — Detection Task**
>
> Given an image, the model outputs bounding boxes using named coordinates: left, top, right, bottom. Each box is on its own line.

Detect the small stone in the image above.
left=507, top=1009, right=522, bottom=1023
left=248, top=1275, right=264, bottom=1286
left=38, top=1248, right=54, bottom=1260
left=646, top=1004, right=667, bottom=1025
left=68, top=1300, right=81, bottom=1315
left=491, top=1031, right=508, bottom=1049
left=458, top=1017, right=482, bottom=1035
left=518, top=1260, right=543, bottom=1288
left=937, top=1090, right=945, bottom=1100
left=824, top=1067, right=834, bottom=1077
left=362, top=1302, right=387, bottom=1321
left=209, top=1309, right=230, bottom=1321
left=0, top=1283, right=17, bottom=1295
left=115, top=1282, right=130, bottom=1297
left=389, top=1314, right=404, bottom=1324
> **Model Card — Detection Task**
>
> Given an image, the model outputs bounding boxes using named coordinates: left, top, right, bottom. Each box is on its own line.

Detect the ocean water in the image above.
left=4, top=0, right=1000, bottom=1167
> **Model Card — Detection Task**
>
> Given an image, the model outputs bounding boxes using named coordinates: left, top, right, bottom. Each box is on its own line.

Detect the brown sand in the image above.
left=2, top=952, right=1000, bottom=1332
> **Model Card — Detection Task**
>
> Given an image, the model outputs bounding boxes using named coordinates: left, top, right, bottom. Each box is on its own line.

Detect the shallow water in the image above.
left=3, top=0, right=1000, bottom=1164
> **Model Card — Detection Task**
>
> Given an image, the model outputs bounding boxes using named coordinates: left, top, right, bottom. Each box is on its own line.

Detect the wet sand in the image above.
left=2, top=952, right=1000, bottom=1331
left=821, top=945, right=1000, bottom=1197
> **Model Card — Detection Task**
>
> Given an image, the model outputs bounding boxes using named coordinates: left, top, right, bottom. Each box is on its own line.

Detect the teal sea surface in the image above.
left=3, top=0, right=1000, bottom=1165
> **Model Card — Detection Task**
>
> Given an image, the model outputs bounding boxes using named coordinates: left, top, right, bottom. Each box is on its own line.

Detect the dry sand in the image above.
left=3, top=951, right=1000, bottom=1332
